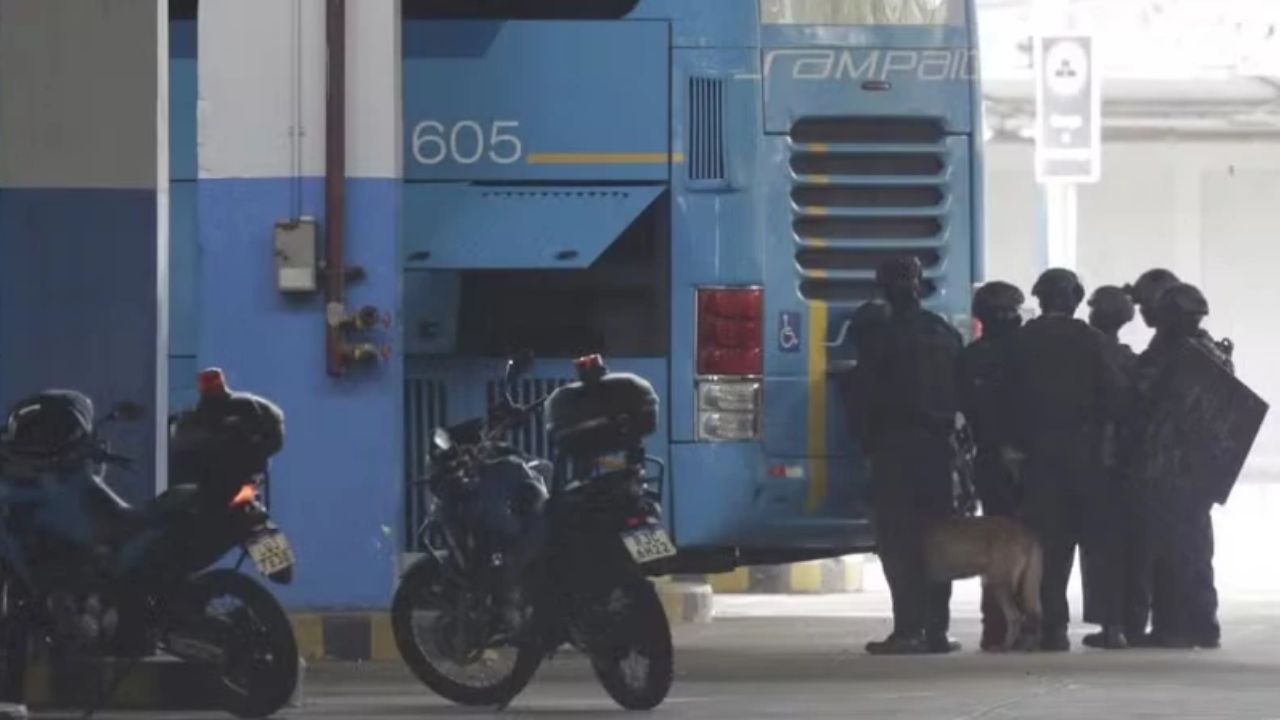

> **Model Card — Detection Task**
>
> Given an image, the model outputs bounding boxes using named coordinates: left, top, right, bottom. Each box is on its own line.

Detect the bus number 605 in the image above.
left=412, top=120, right=523, bottom=166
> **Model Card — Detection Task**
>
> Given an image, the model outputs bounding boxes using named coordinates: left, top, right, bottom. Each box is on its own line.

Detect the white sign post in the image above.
left=1034, top=34, right=1100, bottom=270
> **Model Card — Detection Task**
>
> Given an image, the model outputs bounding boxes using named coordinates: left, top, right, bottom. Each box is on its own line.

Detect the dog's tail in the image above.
left=1019, top=535, right=1044, bottom=624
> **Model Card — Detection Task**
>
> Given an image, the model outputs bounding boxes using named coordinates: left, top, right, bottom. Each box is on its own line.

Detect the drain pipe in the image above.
left=324, top=0, right=348, bottom=377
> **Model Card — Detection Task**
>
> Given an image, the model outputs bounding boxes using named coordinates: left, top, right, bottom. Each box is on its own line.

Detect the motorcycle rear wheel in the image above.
left=174, top=570, right=298, bottom=719
left=589, top=577, right=673, bottom=711
left=391, top=555, right=541, bottom=707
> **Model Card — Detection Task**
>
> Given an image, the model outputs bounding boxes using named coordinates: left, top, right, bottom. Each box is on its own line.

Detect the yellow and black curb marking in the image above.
left=681, top=556, right=865, bottom=595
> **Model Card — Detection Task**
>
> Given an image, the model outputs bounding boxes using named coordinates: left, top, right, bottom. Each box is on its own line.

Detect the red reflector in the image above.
left=697, top=288, right=763, bottom=376
left=768, top=464, right=787, bottom=478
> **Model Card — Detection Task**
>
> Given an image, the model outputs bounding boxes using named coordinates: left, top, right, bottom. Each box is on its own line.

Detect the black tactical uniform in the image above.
left=864, top=257, right=964, bottom=656
left=840, top=300, right=892, bottom=448
left=1129, top=283, right=1229, bottom=649
left=957, top=281, right=1025, bottom=651
left=1122, top=269, right=1182, bottom=643
left=1080, top=286, right=1139, bottom=649
left=1007, top=269, right=1124, bottom=652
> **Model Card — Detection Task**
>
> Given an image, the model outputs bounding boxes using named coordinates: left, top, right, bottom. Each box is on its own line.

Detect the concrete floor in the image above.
left=36, top=585, right=1280, bottom=720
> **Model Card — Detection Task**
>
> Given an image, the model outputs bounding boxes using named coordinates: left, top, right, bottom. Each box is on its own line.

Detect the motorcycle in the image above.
left=0, top=386, right=298, bottom=719
left=392, top=352, right=677, bottom=710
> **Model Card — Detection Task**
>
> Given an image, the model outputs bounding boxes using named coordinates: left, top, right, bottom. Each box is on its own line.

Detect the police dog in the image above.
left=924, top=516, right=1043, bottom=652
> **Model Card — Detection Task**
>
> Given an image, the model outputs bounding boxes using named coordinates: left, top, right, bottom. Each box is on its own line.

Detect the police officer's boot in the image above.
left=865, top=631, right=930, bottom=656
left=926, top=633, right=962, bottom=654
left=1040, top=628, right=1071, bottom=652
left=1083, top=625, right=1128, bottom=650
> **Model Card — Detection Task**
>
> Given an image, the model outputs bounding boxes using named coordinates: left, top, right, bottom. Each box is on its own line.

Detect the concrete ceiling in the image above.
left=976, top=0, right=1280, bottom=136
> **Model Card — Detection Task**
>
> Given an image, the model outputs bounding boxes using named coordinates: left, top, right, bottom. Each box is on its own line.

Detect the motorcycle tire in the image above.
left=391, top=555, right=541, bottom=707
left=589, top=577, right=673, bottom=711
left=176, top=570, right=298, bottom=719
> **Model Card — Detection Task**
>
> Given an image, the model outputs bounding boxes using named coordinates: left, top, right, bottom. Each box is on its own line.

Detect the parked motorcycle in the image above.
left=392, top=352, right=676, bottom=710
left=0, top=376, right=298, bottom=718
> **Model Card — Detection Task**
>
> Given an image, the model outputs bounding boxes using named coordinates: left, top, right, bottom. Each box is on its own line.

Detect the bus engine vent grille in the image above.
left=789, top=117, right=950, bottom=304
left=405, top=378, right=448, bottom=550
left=688, top=76, right=727, bottom=182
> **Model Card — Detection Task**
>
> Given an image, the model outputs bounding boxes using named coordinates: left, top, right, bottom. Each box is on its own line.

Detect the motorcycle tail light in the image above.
left=229, top=483, right=257, bottom=508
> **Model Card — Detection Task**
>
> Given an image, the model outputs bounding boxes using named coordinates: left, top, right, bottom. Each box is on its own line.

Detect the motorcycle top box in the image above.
left=545, top=356, right=659, bottom=456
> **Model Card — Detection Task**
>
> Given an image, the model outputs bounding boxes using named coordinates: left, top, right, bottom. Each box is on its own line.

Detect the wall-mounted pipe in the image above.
left=324, top=0, right=347, bottom=376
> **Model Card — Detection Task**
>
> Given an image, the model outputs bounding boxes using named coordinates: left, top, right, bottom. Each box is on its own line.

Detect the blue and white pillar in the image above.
left=198, top=0, right=402, bottom=609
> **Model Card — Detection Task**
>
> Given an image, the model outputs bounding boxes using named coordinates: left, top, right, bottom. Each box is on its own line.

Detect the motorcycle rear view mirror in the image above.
left=502, top=350, right=536, bottom=405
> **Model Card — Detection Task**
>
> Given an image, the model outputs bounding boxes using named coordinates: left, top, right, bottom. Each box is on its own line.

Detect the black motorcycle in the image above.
left=392, top=353, right=676, bottom=710
left=0, top=387, right=298, bottom=718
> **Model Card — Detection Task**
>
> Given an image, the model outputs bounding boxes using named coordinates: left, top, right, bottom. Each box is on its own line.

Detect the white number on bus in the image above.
left=412, top=120, right=524, bottom=166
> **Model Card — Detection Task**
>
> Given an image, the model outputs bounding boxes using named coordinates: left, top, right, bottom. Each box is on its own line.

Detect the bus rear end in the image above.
left=671, top=0, right=981, bottom=567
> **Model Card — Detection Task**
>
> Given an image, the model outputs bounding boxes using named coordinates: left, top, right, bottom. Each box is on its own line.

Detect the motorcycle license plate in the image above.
left=247, top=531, right=296, bottom=576
left=621, top=526, right=677, bottom=564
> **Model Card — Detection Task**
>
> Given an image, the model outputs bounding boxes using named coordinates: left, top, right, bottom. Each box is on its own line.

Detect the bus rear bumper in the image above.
left=668, top=442, right=875, bottom=555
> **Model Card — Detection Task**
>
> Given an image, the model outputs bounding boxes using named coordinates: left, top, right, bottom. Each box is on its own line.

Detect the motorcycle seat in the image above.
left=93, top=481, right=203, bottom=538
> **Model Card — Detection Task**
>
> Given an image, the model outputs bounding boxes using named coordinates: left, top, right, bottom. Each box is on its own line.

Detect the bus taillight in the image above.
left=696, top=287, right=762, bottom=376
left=696, top=287, right=763, bottom=442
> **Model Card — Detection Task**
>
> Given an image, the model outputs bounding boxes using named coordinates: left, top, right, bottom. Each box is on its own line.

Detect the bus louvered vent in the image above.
left=790, top=118, right=948, bottom=303
left=404, top=378, right=447, bottom=551
left=688, top=76, right=726, bottom=182
left=486, top=377, right=570, bottom=459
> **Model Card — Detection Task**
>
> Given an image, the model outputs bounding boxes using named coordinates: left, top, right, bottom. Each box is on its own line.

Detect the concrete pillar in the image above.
left=0, top=0, right=168, bottom=501
left=198, top=0, right=402, bottom=609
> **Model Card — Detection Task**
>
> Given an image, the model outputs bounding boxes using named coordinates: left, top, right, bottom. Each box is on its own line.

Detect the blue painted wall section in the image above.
left=197, top=178, right=402, bottom=609
left=0, top=190, right=159, bottom=504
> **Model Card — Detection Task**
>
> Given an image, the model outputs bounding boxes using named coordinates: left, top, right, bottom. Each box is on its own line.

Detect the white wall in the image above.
left=984, top=139, right=1280, bottom=473
left=198, top=0, right=398, bottom=180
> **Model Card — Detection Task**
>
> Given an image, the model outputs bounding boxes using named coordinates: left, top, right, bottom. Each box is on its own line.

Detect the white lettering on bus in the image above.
left=764, top=49, right=979, bottom=83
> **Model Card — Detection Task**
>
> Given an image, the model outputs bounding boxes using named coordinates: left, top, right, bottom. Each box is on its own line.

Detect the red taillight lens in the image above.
left=697, top=288, right=763, bottom=376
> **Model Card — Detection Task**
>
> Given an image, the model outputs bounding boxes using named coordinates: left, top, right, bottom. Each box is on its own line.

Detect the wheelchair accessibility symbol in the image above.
left=779, top=312, right=801, bottom=352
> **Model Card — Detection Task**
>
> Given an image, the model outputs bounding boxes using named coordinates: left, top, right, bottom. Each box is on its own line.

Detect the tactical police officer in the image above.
left=1080, top=286, right=1140, bottom=649
left=864, top=257, right=965, bottom=656
left=840, top=300, right=893, bottom=448
left=1129, top=283, right=1230, bottom=649
left=1007, top=269, right=1124, bottom=652
left=1122, top=268, right=1183, bottom=645
left=957, top=281, right=1026, bottom=651
left=1127, top=268, right=1181, bottom=329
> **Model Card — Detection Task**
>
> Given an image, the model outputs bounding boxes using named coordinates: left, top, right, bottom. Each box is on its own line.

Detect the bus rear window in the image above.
left=760, top=0, right=965, bottom=26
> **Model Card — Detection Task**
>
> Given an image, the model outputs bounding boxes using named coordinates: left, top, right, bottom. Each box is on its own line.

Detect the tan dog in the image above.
left=924, top=516, right=1043, bottom=652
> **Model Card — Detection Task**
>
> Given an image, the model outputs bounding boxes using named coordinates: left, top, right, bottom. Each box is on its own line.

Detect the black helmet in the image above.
left=1127, top=268, right=1180, bottom=308
left=1088, top=285, right=1135, bottom=333
left=1154, top=282, right=1209, bottom=331
left=972, top=281, right=1025, bottom=325
left=875, top=255, right=922, bottom=289
left=1031, top=268, right=1085, bottom=313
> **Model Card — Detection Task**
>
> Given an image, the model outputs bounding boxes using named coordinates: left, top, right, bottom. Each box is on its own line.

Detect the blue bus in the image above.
left=401, top=0, right=982, bottom=572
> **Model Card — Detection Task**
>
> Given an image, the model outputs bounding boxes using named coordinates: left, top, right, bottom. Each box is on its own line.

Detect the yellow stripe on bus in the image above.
left=526, top=152, right=684, bottom=165
left=806, top=302, right=829, bottom=512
